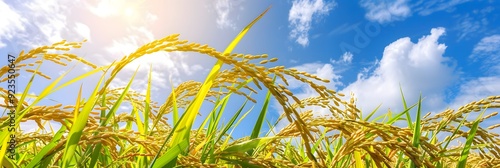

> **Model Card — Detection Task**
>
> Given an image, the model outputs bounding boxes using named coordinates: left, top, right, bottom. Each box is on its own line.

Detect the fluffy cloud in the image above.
left=341, top=27, right=457, bottom=114
left=289, top=0, right=335, bottom=47
left=359, top=0, right=411, bottom=23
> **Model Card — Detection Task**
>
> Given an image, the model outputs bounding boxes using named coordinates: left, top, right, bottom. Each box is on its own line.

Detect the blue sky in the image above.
left=1, top=0, right=499, bottom=137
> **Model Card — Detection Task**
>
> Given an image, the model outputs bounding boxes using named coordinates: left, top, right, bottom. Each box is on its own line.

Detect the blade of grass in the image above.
left=1, top=155, right=17, bottom=168
left=400, top=84, right=413, bottom=129
left=364, top=104, right=381, bottom=121
left=0, top=61, right=44, bottom=166
left=221, top=136, right=285, bottom=154
left=354, top=150, right=363, bottom=168
left=61, top=66, right=111, bottom=167
left=144, top=65, right=152, bottom=135
left=89, top=68, right=138, bottom=167
left=220, top=105, right=254, bottom=150
left=250, top=76, right=274, bottom=139
left=200, top=96, right=229, bottom=163
left=165, top=8, right=271, bottom=163
left=457, top=106, right=487, bottom=168
left=26, top=125, right=67, bottom=168
left=138, top=65, right=153, bottom=166
left=197, top=78, right=253, bottom=135
left=149, top=104, right=193, bottom=168
left=171, top=82, right=179, bottom=124
left=247, top=77, right=274, bottom=155
left=410, top=94, right=422, bottom=168
left=215, top=100, right=249, bottom=144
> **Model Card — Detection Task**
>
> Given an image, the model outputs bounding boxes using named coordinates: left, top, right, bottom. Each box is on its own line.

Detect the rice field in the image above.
left=1, top=7, right=500, bottom=168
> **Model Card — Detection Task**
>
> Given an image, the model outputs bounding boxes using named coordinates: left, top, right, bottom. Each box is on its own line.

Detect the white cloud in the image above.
left=74, top=22, right=91, bottom=42
left=328, top=22, right=360, bottom=36
left=341, top=27, right=457, bottom=114
left=275, top=63, right=342, bottom=117
left=273, top=63, right=343, bottom=132
left=472, top=35, right=500, bottom=54
left=470, top=35, right=500, bottom=74
left=413, top=0, right=471, bottom=16
left=214, top=0, right=241, bottom=29
left=359, top=0, right=411, bottom=23
left=285, top=63, right=342, bottom=91
left=104, top=27, right=204, bottom=92
left=289, top=0, right=335, bottom=47
left=360, top=0, right=475, bottom=24
left=331, top=52, right=353, bottom=64
left=0, top=0, right=25, bottom=48
left=86, top=0, right=149, bottom=24
left=455, top=14, right=485, bottom=41
left=449, top=76, right=500, bottom=109
left=0, top=1, right=115, bottom=49
left=88, top=0, right=127, bottom=18
left=24, top=0, right=70, bottom=44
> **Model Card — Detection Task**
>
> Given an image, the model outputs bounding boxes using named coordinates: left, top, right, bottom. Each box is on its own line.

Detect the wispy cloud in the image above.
left=449, top=76, right=500, bottom=109
left=24, top=0, right=72, bottom=44
left=214, top=0, right=245, bottom=30
left=288, top=0, right=335, bottom=47
left=329, top=52, right=354, bottom=73
left=0, top=0, right=92, bottom=49
left=360, top=0, right=474, bottom=24
left=454, top=7, right=495, bottom=41
left=413, top=0, right=472, bottom=16
left=455, top=14, right=485, bottom=41
left=359, top=0, right=411, bottom=23
left=328, top=22, right=361, bottom=36
left=471, top=34, right=500, bottom=74
left=0, top=1, right=25, bottom=48
left=331, top=52, right=354, bottom=64
left=215, top=0, right=234, bottom=29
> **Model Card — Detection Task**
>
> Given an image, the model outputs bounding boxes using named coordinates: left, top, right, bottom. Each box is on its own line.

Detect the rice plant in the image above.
left=1, top=7, right=500, bottom=168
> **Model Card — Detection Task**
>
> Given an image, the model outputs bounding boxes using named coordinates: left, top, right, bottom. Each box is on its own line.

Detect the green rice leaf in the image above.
left=61, top=66, right=111, bottom=167
left=399, top=84, right=413, bottom=129
left=221, top=136, right=284, bottom=154
left=26, top=125, right=67, bottom=168
left=457, top=107, right=487, bottom=168
left=410, top=94, right=422, bottom=168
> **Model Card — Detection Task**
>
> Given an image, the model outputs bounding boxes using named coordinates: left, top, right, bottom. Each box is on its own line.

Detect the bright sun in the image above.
left=123, top=7, right=136, bottom=17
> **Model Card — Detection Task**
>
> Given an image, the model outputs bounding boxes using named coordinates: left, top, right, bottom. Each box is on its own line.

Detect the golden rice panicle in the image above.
left=0, top=39, right=97, bottom=82
left=25, top=69, right=51, bottom=80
